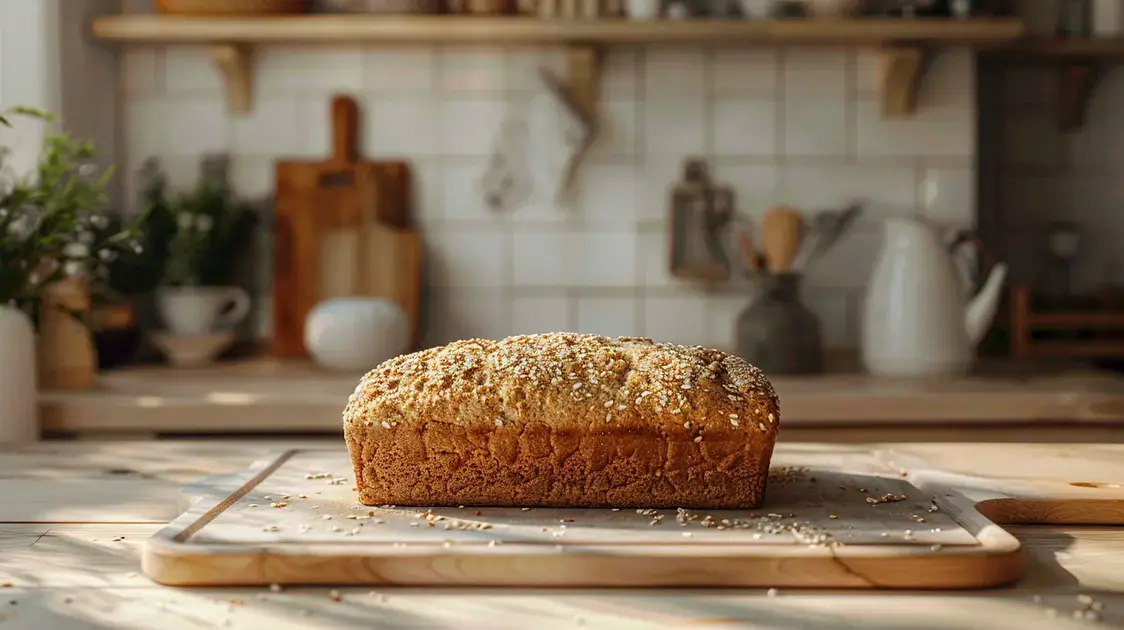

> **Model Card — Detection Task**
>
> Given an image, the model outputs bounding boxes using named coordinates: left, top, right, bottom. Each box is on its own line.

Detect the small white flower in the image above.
left=63, top=260, right=83, bottom=277
left=78, top=231, right=95, bottom=244
left=195, top=214, right=213, bottom=232
left=89, top=214, right=107, bottom=229
left=177, top=213, right=193, bottom=229
left=78, top=163, right=97, bottom=178
left=132, top=242, right=143, bottom=254
left=97, top=249, right=116, bottom=262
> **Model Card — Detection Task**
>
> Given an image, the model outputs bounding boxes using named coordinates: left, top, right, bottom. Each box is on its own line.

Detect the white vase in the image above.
left=156, top=286, right=251, bottom=336
left=304, top=298, right=409, bottom=371
left=0, top=304, right=38, bottom=443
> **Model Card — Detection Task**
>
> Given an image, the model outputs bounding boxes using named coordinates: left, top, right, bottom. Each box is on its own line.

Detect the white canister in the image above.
left=1093, top=0, right=1124, bottom=36
left=625, top=0, right=659, bottom=18
left=304, top=297, right=410, bottom=372
left=0, top=304, right=38, bottom=443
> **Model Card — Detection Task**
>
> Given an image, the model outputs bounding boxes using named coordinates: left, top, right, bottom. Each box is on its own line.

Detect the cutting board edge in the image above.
left=140, top=448, right=1040, bottom=589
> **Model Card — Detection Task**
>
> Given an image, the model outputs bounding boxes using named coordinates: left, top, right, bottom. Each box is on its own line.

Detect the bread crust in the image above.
left=343, top=333, right=780, bottom=509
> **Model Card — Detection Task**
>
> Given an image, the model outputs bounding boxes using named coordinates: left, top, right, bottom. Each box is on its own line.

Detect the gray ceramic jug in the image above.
left=735, top=273, right=824, bottom=375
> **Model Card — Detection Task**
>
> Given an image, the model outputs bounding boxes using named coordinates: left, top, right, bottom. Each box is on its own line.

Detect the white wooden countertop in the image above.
left=1, top=438, right=1123, bottom=629
left=36, top=358, right=1124, bottom=437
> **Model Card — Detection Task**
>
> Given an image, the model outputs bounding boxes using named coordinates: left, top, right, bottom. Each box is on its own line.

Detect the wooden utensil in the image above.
left=272, top=95, right=413, bottom=358
left=138, top=446, right=1124, bottom=589
left=760, top=206, right=804, bottom=274
left=737, top=229, right=760, bottom=275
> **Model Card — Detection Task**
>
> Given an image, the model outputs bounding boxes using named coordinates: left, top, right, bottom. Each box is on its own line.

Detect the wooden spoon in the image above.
left=760, top=206, right=805, bottom=274
left=737, top=228, right=761, bottom=276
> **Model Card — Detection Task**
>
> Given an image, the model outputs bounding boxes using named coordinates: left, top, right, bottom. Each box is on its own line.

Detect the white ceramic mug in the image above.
left=156, top=286, right=252, bottom=336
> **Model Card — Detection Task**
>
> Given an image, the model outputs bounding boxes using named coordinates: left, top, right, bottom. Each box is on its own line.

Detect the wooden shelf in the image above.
left=90, top=15, right=1025, bottom=117
left=986, top=37, right=1124, bottom=131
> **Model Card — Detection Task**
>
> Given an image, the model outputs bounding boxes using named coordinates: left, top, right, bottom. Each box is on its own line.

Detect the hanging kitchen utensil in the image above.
left=537, top=67, right=598, bottom=205
left=760, top=205, right=804, bottom=274
left=668, top=158, right=734, bottom=282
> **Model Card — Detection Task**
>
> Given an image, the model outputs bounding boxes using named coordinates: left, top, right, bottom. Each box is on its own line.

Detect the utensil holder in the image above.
left=735, top=273, right=824, bottom=375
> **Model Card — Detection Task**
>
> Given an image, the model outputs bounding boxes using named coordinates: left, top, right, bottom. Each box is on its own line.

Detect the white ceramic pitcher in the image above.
left=860, top=217, right=1008, bottom=378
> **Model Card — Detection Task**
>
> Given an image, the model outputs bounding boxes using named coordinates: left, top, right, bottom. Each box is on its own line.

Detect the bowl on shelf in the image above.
left=154, top=0, right=310, bottom=15
left=148, top=331, right=236, bottom=368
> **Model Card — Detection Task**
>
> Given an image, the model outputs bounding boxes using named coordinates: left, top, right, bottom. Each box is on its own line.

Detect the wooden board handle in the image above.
left=331, top=95, right=359, bottom=165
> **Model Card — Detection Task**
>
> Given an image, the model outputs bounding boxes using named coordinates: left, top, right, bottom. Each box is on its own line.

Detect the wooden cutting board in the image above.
left=272, top=95, right=415, bottom=358
left=140, top=445, right=1124, bottom=589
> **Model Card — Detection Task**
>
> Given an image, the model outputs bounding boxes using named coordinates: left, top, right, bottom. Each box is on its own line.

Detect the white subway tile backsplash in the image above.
left=783, top=49, right=850, bottom=96
left=368, top=97, right=438, bottom=156
left=803, top=289, right=854, bottom=348
left=121, top=48, right=158, bottom=95
left=637, top=231, right=672, bottom=288
left=439, top=98, right=507, bottom=156
left=803, top=229, right=882, bottom=290
left=576, top=297, right=638, bottom=338
left=644, top=93, right=707, bottom=157
left=512, top=229, right=572, bottom=287
left=853, top=51, right=881, bottom=97
left=430, top=288, right=512, bottom=343
left=511, top=296, right=572, bottom=335
left=920, top=167, right=975, bottom=227
left=707, top=293, right=748, bottom=351
left=256, top=48, right=364, bottom=95
left=709, top=49, right=777, bottom=95
left=783, top=98, right=849, bottom=157
left=440, top=160, right=494, bottom=222
left=710, top=97, right=777, bottom=156
left=231, top=99, right=303, bottom=156
left=163, top=47, right=225, bottom=95
left=777, top=164, right=917, bottom=218
left=642, top=293, right=710, bottom=347
left=637, top=155, right=684, bottom=222
left=577, top=230, right=639, bottom=287
left=601, top=50, right=639, bottom=100
left=506, top=47, right=566, bottom=92
left=128, top=98, right=229, bottom=158
left=710, top=162, right=779, bottom=218
left=120, top=39, right=978, bottom=350
left=854, top=98, right=973, bottom=159
left=364, top=49, right=437, bottom=93
left=645, top=48, right=708, bottom=97
left=439, top=47, right=507, bottom=93
left=576, top=164, right=640, bottom=224
left=427, top=228, right=509, bottom=287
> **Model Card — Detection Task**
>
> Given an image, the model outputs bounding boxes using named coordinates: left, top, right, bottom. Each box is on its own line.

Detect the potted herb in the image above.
left=0, top=106, right=144, bottom=441
left=153, top=156, right=258, bottom=338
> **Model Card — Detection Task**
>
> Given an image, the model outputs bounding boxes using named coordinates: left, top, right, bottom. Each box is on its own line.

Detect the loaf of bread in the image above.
left=343, top=333, right=780, bottom=509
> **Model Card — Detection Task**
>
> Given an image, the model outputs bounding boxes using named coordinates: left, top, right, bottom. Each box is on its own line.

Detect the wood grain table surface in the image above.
left=1, top=438, right=1123, bottom=629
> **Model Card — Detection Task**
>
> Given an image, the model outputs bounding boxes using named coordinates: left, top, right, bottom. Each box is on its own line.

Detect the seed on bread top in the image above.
left=343, top=332, right=779, bottom=433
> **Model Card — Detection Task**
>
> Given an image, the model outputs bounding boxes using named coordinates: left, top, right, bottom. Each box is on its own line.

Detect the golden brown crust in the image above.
left=342, top=333, right=781, bottom=509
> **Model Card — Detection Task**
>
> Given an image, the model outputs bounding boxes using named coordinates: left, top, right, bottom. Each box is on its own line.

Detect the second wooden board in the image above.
left=142, top=445, right=1124, bottom=589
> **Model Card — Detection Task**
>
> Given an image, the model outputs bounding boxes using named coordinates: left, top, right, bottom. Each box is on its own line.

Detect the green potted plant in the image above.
left=0, top=106, right=144, bottom=441
left=147, top=156, right=258, bottom=365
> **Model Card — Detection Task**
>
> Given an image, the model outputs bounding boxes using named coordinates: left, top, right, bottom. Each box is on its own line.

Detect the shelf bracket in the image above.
left=211, top=44, right=254, bottom=115
left=565, top=45, right=601, bottom=122
left=1055, top=63, right=1101, bottom=132
left=879, top=46, right=927, bottom=118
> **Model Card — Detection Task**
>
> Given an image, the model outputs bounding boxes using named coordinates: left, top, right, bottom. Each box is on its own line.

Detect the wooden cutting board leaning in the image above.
left=272, top=94, right=421, bottom=357
left=140, top=445, right=1124, bottom=589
